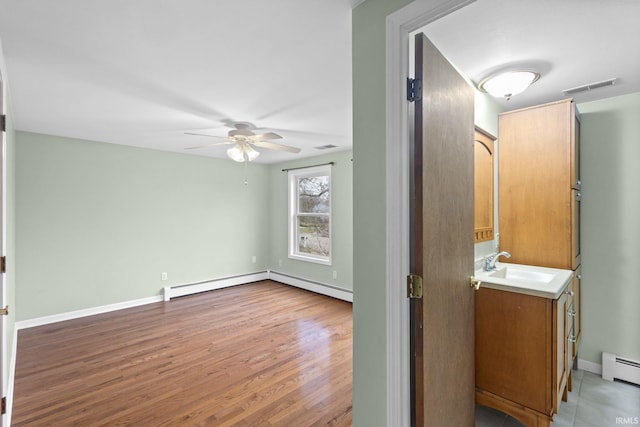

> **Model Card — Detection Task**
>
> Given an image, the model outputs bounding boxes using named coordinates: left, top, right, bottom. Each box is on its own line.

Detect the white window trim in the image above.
left=288, top=165, right=332, bottom=265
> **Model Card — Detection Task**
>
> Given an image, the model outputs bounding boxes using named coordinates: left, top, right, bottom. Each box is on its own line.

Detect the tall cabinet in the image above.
left=498, top=98, right=582, bottom=381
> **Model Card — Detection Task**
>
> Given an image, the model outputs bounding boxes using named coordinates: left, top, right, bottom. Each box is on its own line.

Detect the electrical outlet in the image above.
left=161, top=272, right=168, bottom=281
left=332, top=270, right=338, bottom=280
left=252, top=255, right=257, bottom=263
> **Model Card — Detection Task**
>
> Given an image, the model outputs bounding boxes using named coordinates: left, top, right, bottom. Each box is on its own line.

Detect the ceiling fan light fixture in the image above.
left=186, top=122, right=300, bottom=160
left=227, top=145, right=246, bottom=162
left=245, top=145, right=260, bottom=162
left=227, top=143, right=261, bottom=162
left=478, top=70, right=540, bottom=100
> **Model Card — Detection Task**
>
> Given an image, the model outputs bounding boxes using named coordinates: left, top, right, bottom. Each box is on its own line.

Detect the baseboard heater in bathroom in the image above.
left=602, top=352, right=640, bottom=386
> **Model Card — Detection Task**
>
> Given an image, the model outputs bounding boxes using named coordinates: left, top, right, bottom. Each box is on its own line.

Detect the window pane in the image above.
left=298, top=176, right=330, bottom=213
left=297, top=215, right=330, bottom=257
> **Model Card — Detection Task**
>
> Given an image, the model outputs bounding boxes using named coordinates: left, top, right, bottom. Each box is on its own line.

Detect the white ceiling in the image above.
left=1, top=0, right=639, bottom=163
left=0, top=0, right=353, bottom=163
left=421, top=0, right=640, bottom=112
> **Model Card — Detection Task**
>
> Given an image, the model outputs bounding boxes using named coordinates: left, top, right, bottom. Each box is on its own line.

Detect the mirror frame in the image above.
left=474, top=126, right=496, bottom=243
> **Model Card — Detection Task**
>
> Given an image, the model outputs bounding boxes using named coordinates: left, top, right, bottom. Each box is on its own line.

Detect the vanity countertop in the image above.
left=474, top=262, right=573, bottom=299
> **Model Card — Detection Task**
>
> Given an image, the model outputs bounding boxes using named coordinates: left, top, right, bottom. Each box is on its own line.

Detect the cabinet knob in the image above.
left=565, top=289, right=575, bottom=296
left=575, top=191, right=582, bottom=201
left=577, top=274, right=582, bottom=280
left=569, top=334, right=577, bottom=343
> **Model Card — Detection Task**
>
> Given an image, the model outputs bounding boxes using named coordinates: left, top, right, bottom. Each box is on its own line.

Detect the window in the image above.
left=288, top=165, right=331, bottom=265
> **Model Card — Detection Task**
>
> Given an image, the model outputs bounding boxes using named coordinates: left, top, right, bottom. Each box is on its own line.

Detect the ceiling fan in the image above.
left=184, top=123, right=301, bottom=162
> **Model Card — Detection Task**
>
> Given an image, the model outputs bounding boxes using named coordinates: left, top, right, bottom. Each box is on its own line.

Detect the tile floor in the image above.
left=476, top=370, right=640, bottom=426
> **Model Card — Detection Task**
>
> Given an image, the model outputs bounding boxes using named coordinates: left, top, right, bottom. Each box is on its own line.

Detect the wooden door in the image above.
left=411, top=33, right=475, bottom=426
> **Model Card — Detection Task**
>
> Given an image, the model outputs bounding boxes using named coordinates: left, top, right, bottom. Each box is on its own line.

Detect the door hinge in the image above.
left=0, top=306, right=8, bottom=316
left=470, top=276, right=482, bottom=290
left=0, top=256, right=5, bottom=274
left=407, top=274, right=423, bottom=299
left=1, top=396, right=5, bottom=414
left=0, top=114, right=6, bottom=132
left=407, top=78, right=422, bottom=102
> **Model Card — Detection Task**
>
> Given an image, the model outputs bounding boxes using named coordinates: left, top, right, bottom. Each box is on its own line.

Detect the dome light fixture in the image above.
left=478, top=70, right=540, bottom=100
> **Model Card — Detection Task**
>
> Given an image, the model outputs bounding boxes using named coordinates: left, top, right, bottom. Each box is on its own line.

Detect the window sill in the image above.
left=288, top=253, right=332, bottom=266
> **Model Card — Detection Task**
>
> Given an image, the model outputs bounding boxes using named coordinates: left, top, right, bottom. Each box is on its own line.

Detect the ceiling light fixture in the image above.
left=478, top=70, right=540, bottom=100
left=227, top=142, right=260, bottom=162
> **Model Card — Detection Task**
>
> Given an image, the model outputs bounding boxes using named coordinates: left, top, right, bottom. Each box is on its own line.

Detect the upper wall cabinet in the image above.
left=498, top=98, right=580, bottom=270
left=474, top=127, right=496, bottom=243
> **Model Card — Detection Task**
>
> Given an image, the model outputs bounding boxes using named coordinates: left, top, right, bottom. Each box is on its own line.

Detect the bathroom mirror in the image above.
left=474, top=126, right=496, bottom=242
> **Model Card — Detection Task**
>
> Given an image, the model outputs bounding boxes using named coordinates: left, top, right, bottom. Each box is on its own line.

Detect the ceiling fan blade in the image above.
left=184, top=132, right=226, bottom=139
left=184, top=142, right=231, bottom=150
left=252, top=132, right=283, bottom=141
left=253, top=140, right=301, bottom=153
left=184, top=132, right=234, bottom=149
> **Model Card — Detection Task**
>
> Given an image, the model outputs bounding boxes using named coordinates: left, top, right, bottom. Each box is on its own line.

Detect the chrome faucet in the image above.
left=484, top=251, right=511, bottom=271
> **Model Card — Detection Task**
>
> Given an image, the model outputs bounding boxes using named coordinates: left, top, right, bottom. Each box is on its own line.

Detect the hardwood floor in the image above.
left=12, top=281, right=353, bottom=426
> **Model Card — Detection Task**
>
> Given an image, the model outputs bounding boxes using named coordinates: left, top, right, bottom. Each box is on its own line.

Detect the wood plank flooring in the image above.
left=12, top=281, right=353, bottom=426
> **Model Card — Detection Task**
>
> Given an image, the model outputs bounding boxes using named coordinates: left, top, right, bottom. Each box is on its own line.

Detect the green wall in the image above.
left=269, top=150, right=353, bottom=290
left=352, top=0, right=411, bottom=425
left=15, top=131, right=354, bottom=322
left=16, top=132, right=271, bottom=320
left=577, top=92, right=640, bottom=364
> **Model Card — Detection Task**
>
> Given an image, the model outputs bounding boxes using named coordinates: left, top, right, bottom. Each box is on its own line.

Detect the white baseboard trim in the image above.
left=163, top=271, right=269, bottom=301
left=578, top=358, right=603, bottom=376
left=269, top=271, right=353, bottom=302
left=15, top=295, right=163, bottom=330
left=15, top=270, right=349, bottom=330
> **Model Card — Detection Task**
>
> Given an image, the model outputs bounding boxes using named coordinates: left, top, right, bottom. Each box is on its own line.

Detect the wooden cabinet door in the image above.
left=572, top=107, right=581, bottom=191
left=572, top=107, right=582, bottom=268
left=572, top=265, right=582, bottom=357
left=476, top=288, right=553, bottom=415
left=572, top=189, right=581, bottom=269
left=554, top=289, right=569, bottom=414
left=498, top=99, right=574, bottom=269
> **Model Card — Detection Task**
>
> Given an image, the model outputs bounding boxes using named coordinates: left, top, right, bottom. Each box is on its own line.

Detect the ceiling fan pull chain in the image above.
left=244, top=158, right=249, bottom=186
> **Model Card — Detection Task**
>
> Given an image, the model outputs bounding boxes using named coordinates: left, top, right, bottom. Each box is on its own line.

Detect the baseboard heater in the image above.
left=163, top=271, right=269, bottom=301
left=602, top=352, right=640, bottom=386
left=163, top=270, right=353, bottom=303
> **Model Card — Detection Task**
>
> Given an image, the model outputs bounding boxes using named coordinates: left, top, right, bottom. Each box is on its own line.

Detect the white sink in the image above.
left=475, top=262, right=573, bottom=298
left=489, top=266, right=555, bottom=284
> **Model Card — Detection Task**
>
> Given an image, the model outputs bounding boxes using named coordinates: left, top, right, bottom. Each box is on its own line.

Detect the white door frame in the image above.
left=0, top=43, right=6, bottom=427
left=384, top=1, right=476, bottom=425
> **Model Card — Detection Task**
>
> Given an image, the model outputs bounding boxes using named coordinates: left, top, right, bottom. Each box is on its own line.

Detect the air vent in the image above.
left=562, top=78, right=617, bottom=96
left=314, top=144, right=338, bottom=150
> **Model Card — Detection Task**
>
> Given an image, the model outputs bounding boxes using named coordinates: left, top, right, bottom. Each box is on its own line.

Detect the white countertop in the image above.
left=474, top=262, right=573, bottom=299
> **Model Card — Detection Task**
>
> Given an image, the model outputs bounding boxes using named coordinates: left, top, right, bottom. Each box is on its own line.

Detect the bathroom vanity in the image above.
left=474, top=263, right=574, bottom=427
